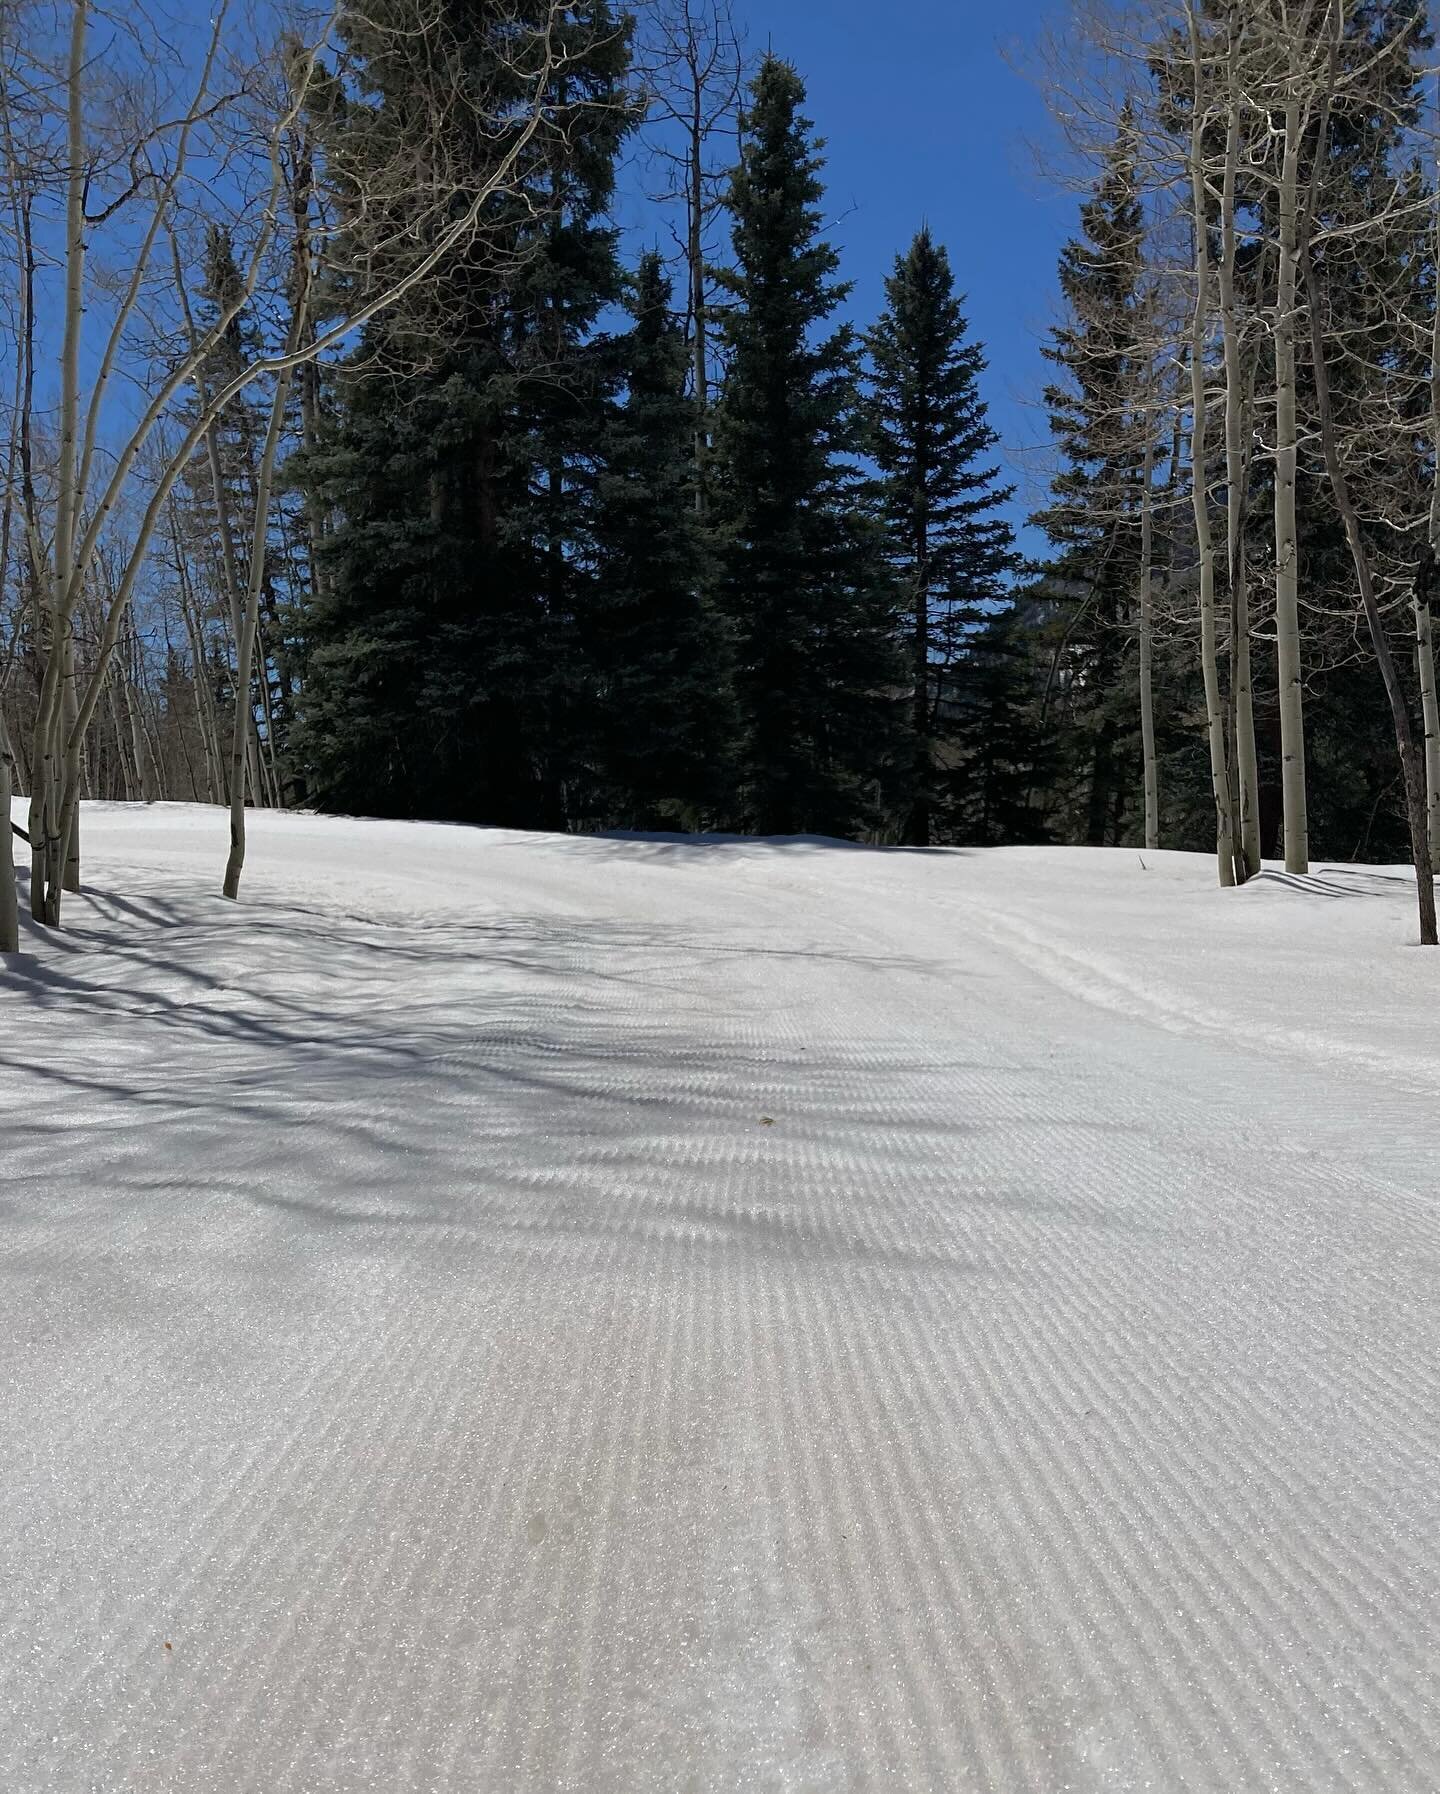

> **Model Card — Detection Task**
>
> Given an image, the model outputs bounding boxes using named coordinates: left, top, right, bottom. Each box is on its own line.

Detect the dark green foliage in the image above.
left=1030, top=118, right=1149, bottom=847
left=866, top=227, right=1017, bottom=843
left=582, top=253, right=733, bottom=826
left=297, top=0, right=635, bottom=826
left=943, top=604, right=1052, bottom=847
left=710, top=55, right=903, bottom=838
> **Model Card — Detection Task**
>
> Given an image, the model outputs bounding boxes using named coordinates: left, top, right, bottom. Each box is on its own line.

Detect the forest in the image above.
left=2, top=0, right=1440, bottom=949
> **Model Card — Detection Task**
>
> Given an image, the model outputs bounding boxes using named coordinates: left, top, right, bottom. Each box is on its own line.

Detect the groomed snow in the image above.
left=2, top=803, right=1438, bottom=1792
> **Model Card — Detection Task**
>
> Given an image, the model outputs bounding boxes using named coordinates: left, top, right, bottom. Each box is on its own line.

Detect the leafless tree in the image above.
left=633, top=0, right=745, bottom=492
left=1, top=0, right=574, bottom=928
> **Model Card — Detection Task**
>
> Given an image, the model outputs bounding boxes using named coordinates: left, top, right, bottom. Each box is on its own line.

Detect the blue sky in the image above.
left=622, top=0, right=1076, bottom=556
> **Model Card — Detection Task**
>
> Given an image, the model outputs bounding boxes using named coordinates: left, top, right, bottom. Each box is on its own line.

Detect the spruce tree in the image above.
left=583, top=252, right=732, bottom=826
left=947, top=604, right=1053, bottom=847
left=710, top=55, right=902, bottom=838
left=866, top=228, right=1016, bottom=844
left=297, top=0, right=632, bottom=827
left=1031, top=123, right=1148, bottom=846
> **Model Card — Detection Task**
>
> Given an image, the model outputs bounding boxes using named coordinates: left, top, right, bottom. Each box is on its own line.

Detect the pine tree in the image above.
left=1031, top=121, right=1148, bottom=847
left=297, top=0, right=633, bottom=827
left=866, top=228, right=1016, bottom=844
left=582, top=253, right=732, bottom=826
left=710, top=55, right=902, bottom=838
left=946, top=604, right=1053, bottom=847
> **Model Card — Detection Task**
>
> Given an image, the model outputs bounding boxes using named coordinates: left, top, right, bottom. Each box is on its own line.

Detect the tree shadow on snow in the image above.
left=0, top=855, right=1153, bottom=1291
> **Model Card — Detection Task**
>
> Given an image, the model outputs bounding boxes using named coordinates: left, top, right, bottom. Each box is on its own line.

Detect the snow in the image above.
left=2, top=802, right=1438, bottom=1793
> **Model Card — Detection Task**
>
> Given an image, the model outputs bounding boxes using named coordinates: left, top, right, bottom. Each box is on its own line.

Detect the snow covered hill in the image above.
left=3, top=804, right=1438, bottom=1792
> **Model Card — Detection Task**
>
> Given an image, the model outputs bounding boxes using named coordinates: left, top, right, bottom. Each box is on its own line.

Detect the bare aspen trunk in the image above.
left=224, top=363, right=296, bottom=900
left=29, top=687, right=57, bottom=923
left=290, top=126, right=329, bottom=608
left=1138, top=423, right=1158, bottom=851
left=137, top=672, right=167, bottom=803
left=1307, top=262, right=1436, bottom=945
left=61, top=628, right=81, bottom=893
left=179, top=256, right=272, bottom=815
left=10, top=712, right=30, bottom=794
left=1185, top=12, right=1237, bottom=886
left=1423, top=134, right=1440, bottom=866
left=58, top=3, right=88, bottom=905
left=122, top=667, right=156, bottom=802
left=27, top=0, right=90, bottom=925
left=1273, top=94, right=1310, bottom=875
left=106, top=680, right=133, bottom=802
left=1419, top=598, right=1440, bottom=862
left=202, top=432, right=266, bottom=808
left=186, top=614, right=225, bottom=804
left=1188, top=348, right=1235, bottom=886
left=253, top=613, right=283, bottom=807
left=643, top=1, right=742, bottom=506
left=52, top=0, right=86, bottom=628
left=0, top=720, right=17, bottom=954
left=1231, top=563, right=1258, bottom=871
left=1218, top=51, right=1260, bottom=878
left=688, top=84, right=708, bottom=502
left=170, top=503, right=225, bottom=803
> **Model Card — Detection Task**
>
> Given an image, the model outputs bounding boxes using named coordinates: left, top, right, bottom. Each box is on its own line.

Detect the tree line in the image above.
left=1029, top=0, right=1440, bottom=943
left=2, top=0, right=1439, bottom=951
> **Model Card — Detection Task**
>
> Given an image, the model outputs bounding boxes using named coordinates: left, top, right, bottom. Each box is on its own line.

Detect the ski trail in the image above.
left=2, top=808, right=1437, bottom=1793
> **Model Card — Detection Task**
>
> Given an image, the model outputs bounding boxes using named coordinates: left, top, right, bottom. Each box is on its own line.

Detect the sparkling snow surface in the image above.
left=2, top=804, right=1438, bottom=1793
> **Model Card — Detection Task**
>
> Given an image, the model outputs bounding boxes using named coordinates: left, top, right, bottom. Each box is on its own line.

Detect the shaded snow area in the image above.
left=3, top=804, right=1439, bottom=1794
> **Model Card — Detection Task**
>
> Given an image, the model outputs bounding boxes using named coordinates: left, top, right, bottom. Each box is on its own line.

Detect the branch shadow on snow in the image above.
left=0, top=863, right=1152, bottom=1286
left=588, top=830, right=969, bottom=860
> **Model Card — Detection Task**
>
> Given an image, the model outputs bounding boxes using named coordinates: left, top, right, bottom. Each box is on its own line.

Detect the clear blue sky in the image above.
left=623, top=0, right=1075, bottom=557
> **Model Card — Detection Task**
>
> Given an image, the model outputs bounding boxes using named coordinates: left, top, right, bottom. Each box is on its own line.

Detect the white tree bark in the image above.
left=16, top=0, right=566, bottom=930
left=1138, top=417, right=1158, bottom=851
left=1186, top=6, right=1236, bottom=886
left=223, top=361, right=296, bottom=899
left=638, top=0, right=745, bottom=455
left=0, top=716, right=17, bottom=954
left=1423, top=121, right=1440, bottom=865
left=1273, top=87, right=1310, bottom=876
left=1218, top=32, right=1260, bottom=879
left=1307, top=254, right=1436, bottom=945
left=1416, top=601, right=1440, bottom=860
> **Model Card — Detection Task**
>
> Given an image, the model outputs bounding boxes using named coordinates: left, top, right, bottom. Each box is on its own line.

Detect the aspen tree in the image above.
left=637, top=0, right=745, bottom=499
left=1138, top=403, right=1159, bottom=851
left=5, top=0, right=570, bottom=930
left=1185, top=2, right=1238, bottom=885
left=1216, top=9, right=1260, bottom=878
left=1308, top=252, right=1437, bottom=944
left=1422, top=105, right=1440, bottom=863
left=0, top=712, right=16, bottom=952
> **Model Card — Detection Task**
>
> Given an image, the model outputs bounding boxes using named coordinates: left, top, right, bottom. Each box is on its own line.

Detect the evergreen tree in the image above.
left=1031, top=120, right=1148, bottom=847
left=710, top=55, right=902, bottom=838
left=946, top=604, right=1053, bottom=847
left=866, top=227, right=1016, bottom=844
left=297, top=0, right=632, bottom=827
left=583, top=252, right=732, bottom=826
